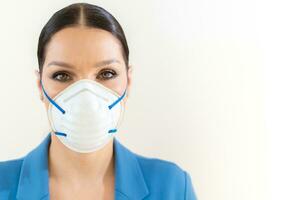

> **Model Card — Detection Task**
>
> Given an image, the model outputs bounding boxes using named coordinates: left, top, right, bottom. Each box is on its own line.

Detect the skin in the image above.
left=34, top=26, right=132, bottom=200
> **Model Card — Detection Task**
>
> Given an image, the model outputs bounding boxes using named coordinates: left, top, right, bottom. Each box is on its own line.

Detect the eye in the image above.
left=51, top=71, right=72, bottom=82
left=97, top=69, right=117, bottom=80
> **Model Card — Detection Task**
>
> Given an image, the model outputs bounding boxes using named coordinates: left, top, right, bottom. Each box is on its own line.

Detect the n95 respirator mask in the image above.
left=40, top=79, right=126, bottom=153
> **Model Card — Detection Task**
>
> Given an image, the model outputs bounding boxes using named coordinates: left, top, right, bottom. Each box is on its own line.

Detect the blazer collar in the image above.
left=16, top=133, right=149, bottom=200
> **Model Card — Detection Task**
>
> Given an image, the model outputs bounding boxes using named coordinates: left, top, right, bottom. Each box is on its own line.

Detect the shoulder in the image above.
left=135, top=153, right=197, bottom=199
left=0, top=157, right=24, bottom=193
left=136, top=153, right=186, bottom=182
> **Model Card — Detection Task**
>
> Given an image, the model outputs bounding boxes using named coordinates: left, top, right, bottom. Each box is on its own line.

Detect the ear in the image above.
left=126, top=64, right=133, bottom=98
left=35, top=69, right=44, bottom=101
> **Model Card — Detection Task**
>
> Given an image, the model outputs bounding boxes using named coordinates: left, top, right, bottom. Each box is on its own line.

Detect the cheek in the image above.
left=42, top=87, right=59, bottom=111
left=102, top=72, right=128, bottom=97
left=115, top=74, right=128, bottom=96
left=41, top=75, right=68, bottom=103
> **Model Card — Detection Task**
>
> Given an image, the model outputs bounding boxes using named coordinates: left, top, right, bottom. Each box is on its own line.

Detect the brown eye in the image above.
left=97, top=69, right=117, bottom=80
left=52, top=71, right=72, bottom=82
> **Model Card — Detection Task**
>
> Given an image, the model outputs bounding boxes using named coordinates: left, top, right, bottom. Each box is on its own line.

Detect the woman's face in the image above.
left=35, top=26, right=132, bottom=110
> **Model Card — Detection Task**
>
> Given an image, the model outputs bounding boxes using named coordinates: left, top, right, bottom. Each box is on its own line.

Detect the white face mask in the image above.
left=40, top=79, right=127, bottom=153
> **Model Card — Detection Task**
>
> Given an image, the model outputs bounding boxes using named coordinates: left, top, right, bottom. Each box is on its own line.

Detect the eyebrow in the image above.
left=47, top=59, right=121, bottom=68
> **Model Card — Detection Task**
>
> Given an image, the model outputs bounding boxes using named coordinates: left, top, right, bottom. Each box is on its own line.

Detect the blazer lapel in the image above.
left=15, top=133, right=149, bottom=200
left=16, top=133, right=51, bottom=200
left=114, top=138, right=149, bottom=199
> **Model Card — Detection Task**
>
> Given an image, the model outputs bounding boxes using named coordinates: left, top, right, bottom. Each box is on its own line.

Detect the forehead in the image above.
left=44, top=26, right=124, bottom=66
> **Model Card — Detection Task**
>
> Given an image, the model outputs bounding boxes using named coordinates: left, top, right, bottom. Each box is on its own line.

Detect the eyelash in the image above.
left=51, top=69, right=118, bottom=82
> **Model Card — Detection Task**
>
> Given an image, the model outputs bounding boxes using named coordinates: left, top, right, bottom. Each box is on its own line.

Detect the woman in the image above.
left=0, top=3, right=197, bottom=200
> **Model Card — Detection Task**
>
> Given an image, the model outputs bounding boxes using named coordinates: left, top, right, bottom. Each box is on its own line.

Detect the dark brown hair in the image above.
left=37, top=3, right=129, bottom=75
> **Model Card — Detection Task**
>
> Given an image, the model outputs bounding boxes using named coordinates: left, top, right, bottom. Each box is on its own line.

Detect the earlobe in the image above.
left=126, top=64, right=133, bottom=98
left=34, top=69, right=44, bottom=101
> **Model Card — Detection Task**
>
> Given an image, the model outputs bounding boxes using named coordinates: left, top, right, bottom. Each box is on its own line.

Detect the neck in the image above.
left=48, top=132, right=114, bottom=185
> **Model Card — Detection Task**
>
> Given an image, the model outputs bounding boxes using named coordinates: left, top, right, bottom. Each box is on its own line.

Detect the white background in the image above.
left=0, top=0, right=299, bottom=199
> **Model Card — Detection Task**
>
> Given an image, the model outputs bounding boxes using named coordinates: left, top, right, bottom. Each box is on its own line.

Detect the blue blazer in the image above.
left=0, top=133, right=197, bottom=200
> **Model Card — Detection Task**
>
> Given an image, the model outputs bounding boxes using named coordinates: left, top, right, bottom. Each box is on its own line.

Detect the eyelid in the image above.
left=101, top=66, right=116, bottom=71
left=51, top=68, right=118, bottom=81
left=96, top=69, right=117, bottom=80
left=51, top=70, right=73, bottom=81
left=52, top=70, right=73, bottom=76
left=101, top=65, right=119, bottom=72
left=99, top=68, right=118, bottom=75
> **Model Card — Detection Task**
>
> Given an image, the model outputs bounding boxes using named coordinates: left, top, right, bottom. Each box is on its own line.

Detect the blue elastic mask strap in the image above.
left=108, top=129, right=117, bottom=134
left=40, top=80, right=66, bottom=114
left=55, top=132, right=67, bottom=137
left=107, top=88, right=127, bottom=133
left=108, top=89, right=127, bottom=110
